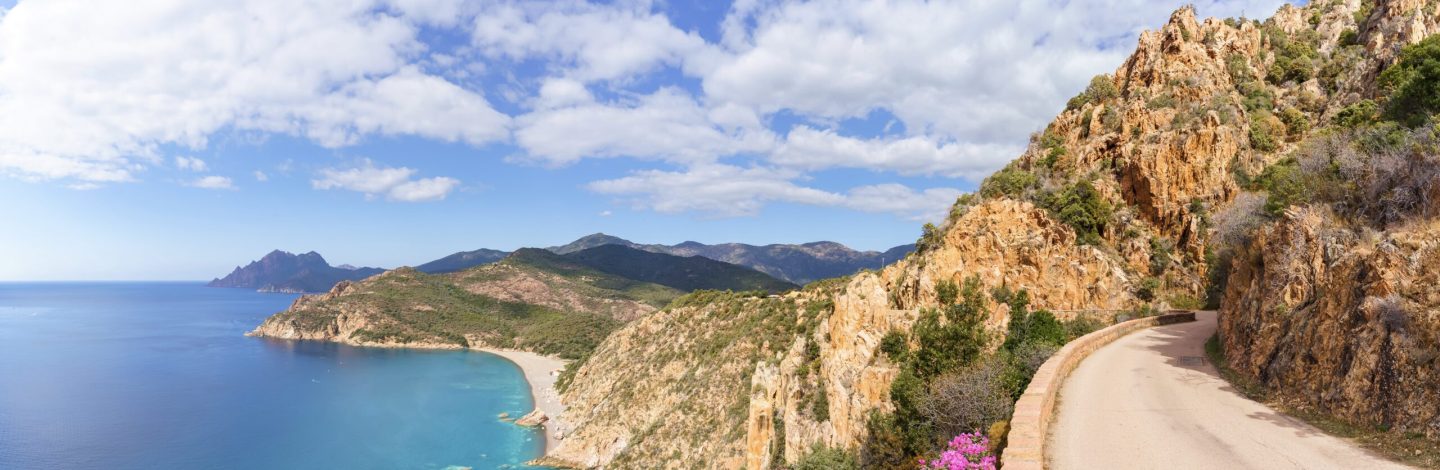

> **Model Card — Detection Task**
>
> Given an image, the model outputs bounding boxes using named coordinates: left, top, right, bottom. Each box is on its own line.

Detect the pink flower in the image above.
left=919, top=431, right=996, bottom=470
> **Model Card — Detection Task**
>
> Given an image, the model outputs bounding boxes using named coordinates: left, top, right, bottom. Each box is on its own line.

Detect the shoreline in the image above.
left=475, top=347, right=569, bottom=455
left=247, top=332, right=570, bottom=456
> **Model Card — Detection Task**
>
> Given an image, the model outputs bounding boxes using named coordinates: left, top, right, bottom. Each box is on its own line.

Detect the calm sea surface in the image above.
left=0, top=282, right=546, bottom=469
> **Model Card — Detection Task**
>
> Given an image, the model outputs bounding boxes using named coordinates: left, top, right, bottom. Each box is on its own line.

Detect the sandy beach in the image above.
left=478, top=348, right=569, bottom=453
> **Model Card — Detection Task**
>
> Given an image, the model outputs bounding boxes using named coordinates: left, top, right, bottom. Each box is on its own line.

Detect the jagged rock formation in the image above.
left=208, top=250, right=383, bottom=293
left=548, top=1, right=1440, bottom=467
left=1221, top=208, right=1440, bottom=437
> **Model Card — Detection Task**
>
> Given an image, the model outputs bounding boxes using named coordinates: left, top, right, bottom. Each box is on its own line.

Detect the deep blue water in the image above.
left=0, top=282, right=546, bottom=470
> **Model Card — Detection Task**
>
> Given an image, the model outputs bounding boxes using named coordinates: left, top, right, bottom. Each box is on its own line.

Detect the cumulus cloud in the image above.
left=253, top=171, right=269, bottom=182
left=589, top=163, right=962, bottom=221
left=187, top=176, right=236, bottom=190
left=175, top=156, right=207, bottom=172
left=312, top=160, right=460, bottom=202
left=514, top=88, right=774, bottom=165
left=774, top=127, right=1018, bottom=179
left=471, top=0, right=720, bottom=82
left=0, top=0, right=508, bottom=183
left=707, top=0, right=1289, bottom=143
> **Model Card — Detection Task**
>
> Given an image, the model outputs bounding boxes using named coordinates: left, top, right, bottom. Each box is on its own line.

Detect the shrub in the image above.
left=862, top=412, right=912, bottom=469
left=936, top=279, right=959, bottom=306
left=1249, top=112, right=1281, bottom=152
left=1040, top=180, right=1114, bottom=245
left=812, top=384, right=830, bottom=422
left=919, top=432, right=997, bottom=470
left=880, top=330, right=910, bottom=363
left=1379, top=35, right=1440, bottom=126
left=1136, top=277, right=1161, bottom=302
left=1279, top=107, right=1310, bottom=138
left=1338, top=29, right=1359, bottom=47
left=1067, top=75, right=1119, bottom=110
left=921, top=360, right=1014, bottom=443
left=1252, top=158, right=1310, bottom=216
left=1334, top=100, right=1380, bottom=128
left=917, top=223, right=944, bottom=253
left=1265, top=26, right=1319, bottom=85
left=1063, top=316, right=1105, bottom=341
left=771, top=413, right=787, bottom=469
left=1149, top=237, right=1174, bottom=275
left=978, top=166, right=1037, bottom=199
left=794, top=445, right=858, bottom=470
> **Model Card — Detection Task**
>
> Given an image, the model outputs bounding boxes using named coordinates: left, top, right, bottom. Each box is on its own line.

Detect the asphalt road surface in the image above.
left=1049, top=311, right=1411, bottom=470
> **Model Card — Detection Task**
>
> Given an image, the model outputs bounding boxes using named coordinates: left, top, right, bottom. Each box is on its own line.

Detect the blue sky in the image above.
left=0, top=0, right=1291, bottom=280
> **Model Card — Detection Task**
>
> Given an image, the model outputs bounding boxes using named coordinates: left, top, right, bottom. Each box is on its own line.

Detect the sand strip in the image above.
left=478, top=348, right=569, bottom=454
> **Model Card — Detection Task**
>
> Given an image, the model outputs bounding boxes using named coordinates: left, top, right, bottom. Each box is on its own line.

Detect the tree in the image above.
left=1380, top=35, right=1440, bottom=126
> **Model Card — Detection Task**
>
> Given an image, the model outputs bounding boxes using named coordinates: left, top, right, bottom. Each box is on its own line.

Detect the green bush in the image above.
left=1334, top=100, right=1380, bottom=128
left=1252, top=158, right=1309, bottom=216
left=1249, top=112, right=1280, bottom=152
left=812, top=384, right=830, bottom=422
left=1149, top=237, right=1174, bottom=275
left=1379, top=35, right=1440, bottom=126
left=879, top=330, right=909, bottom=363
left=1279, top=107, right=1310, bottom=138
left=1265, top=26, right=1319, bottom=85
left=916, top=223, right=944, bottom=253
left=793, top=445, right=858, bottom=470
left=1040, top=180, right=1114, bottom=245
left=1136, top=277, right=1161, bottom=302
left=978, top=166, right=1037, bottom=199
left=1067, top=75, right=1120, bottom=110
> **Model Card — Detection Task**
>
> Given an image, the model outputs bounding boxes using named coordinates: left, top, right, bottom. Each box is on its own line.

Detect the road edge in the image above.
left=999, top=311, right=1197, bottom=469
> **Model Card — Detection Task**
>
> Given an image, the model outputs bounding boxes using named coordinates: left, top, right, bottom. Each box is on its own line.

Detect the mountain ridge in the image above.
left=207, top=250, right=383, bottom=294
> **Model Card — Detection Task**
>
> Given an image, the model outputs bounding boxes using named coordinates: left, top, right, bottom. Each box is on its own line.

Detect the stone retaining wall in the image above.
left=999, top=311, right=1197, bottom=469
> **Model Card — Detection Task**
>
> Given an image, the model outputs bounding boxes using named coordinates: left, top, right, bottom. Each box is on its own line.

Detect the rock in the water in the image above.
left=515, top=409, right=548, bottom=427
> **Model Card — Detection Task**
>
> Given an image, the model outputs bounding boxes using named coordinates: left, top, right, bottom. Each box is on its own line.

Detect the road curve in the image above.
left=1049, top=311, right=1410, bottom=470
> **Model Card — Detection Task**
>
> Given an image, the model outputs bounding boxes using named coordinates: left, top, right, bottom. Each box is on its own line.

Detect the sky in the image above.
left=0, top=0, right=1293, bottom=281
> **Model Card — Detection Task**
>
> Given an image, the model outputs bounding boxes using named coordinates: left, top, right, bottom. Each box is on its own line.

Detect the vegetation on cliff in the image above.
left=551, top=1, right=1440, bottom=467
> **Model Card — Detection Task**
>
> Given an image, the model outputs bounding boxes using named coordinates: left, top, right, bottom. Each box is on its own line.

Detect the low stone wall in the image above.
left=999, top=311, right=1197, bottom=469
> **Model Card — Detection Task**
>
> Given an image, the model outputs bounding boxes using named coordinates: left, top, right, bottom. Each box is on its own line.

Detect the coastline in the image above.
left=475, top=348, right=569, bottom=455
left=247, top=331, right=571, bottom=456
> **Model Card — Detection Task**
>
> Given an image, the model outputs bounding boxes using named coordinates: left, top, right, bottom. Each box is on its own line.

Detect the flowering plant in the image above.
left=919, top=431, right=996, bottom=470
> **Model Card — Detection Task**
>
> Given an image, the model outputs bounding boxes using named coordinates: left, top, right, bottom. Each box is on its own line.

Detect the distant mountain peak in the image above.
left=208, top=250, right=381, bottom=293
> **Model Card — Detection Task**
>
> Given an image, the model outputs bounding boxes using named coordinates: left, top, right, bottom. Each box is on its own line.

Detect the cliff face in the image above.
left=552, top=1, right=1440, bottom=467
left=1220, top=208, right=1440, bottom=436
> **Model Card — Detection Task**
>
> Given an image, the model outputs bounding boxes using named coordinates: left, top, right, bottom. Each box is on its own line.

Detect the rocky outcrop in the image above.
left=548, top=1, right=1440, bottom=468
left=208, top=250, right=383, bottom=293
left=1220, top=208, right=1440, bottom=437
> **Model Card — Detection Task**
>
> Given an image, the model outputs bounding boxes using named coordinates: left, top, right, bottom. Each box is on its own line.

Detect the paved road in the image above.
left=1049, top=311, right=1411, bottom=469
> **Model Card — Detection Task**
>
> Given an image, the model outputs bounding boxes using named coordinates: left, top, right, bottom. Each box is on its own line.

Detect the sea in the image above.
left=0, top=282, right=548, bottom=470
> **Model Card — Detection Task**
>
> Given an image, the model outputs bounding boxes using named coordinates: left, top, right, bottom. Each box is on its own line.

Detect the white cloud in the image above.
left=175, top=156, right=207, bottom=172
left=774, top=127, right=1018, bottom=179
left=589, top=164, right=841, bottom=217
left=472, top=1, right=719, bottom=82
left=514, top=88, right=774, bottom=165
left=66, top=182, right=101, bottom=191
left=589, top=163, right=962, bottom=221
left=388, top=176, right=461, bottom=202
left=312, top=160, right=459, bottom=202
left=707, top=0, right=1289, bottom=144
left=843, top=184, right=964, bottom=221
left=0, top=0, right=508, bottom=183
left=253, top=171, right=269, bottom=182
left=187, top=176, right=235, bottom=190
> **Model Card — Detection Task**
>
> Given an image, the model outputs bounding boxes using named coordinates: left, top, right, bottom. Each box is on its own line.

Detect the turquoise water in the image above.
left=0, top=282, right=547, bottom=469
